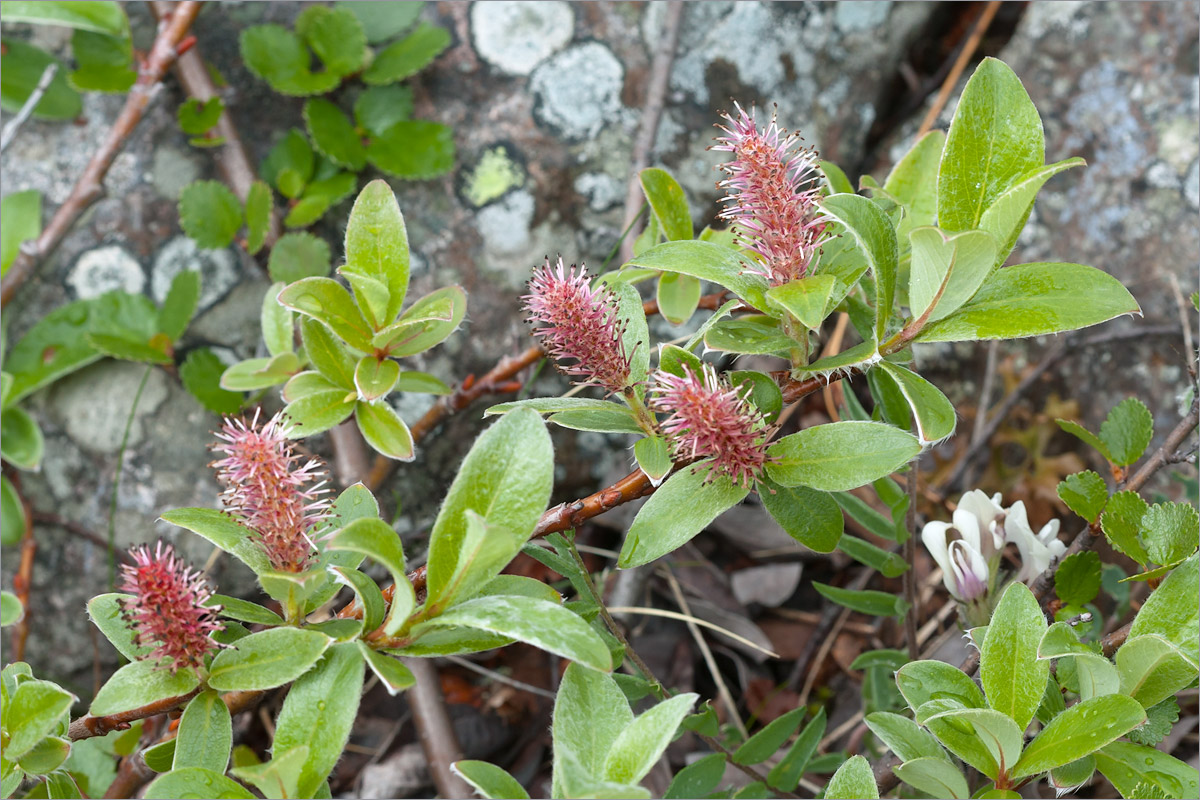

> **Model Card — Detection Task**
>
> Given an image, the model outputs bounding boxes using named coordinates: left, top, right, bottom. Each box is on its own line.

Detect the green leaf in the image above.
left=1049, top=755, right=1097, bottom=794
left=1057, top=471, right=1108, bottom=523
left=1, top=474, right=26, bottom=545
left=1129, top=553, right=1198, bottom=654
left=766, top=421, right=921, bottom=492
left=240, top=181, right=268, bottom=253
left=207, top=627, right=331, bottom=691
left=914, top=262, right=1140, bottom=343
left=884, top=129, right=945, bottom=238
left=766, top=707, right=825, bottom=792
left=0, top=589, right=22, bottom=626
left=272, top=643, right=365, bottom=798
left=633, top=436, right=672, bottom=486
left=1012, top=694, right=1145, bottom=778
left=1099, top=397, right=1154, bottom=467
left=179, top=180, right=243, bottom=249
left=366, top=120, right=456, bottom=179
left=1116, top=634, right=1199, bottom=709
left=639, top=168, right=692, bottom=242
left=819, top=160, right=854, bottom=195
left=452, top=761, right=530, bottom=800
left=486, top=398, right=625, bottom=416
left=864, top=712, right=947, bottom=763
left=604, top=692, right=697, bottom=785
left=1141, top=503, right=1199, bottom=566
left=86, top=330, right=172, bottom=365
left=876, top=361, right=957, bottom=444
left=1, top=190, right=41, bottom=277
left=656, top=272, right=702, bottom=326
left=625, top=240, right=770, bottom=310
left=813, top=582, right=908, bottom=617
left=328, top=520, right=417, bottom=638
left=818, top=193, right=898, bottom=344
left=618, top=465, right=749, bottom=568
left=357, top=644, right=415, bottom=695
left=0, top=40, right=80, bottom=120
left=354, top=356, right=400, bottom=402
left=295, top=5, right=366, bottom=76
left=239, top=24, right=340, bottom=97
left=300, top=317, right=355, bottom=390
left=1, top=1, right=127, bottom=34
left=354, top=84, right=414, bottom=137
left=412, top=595, right=612, bottom=671
left=548, top=406, right=642, bottom=434
left=278, top=277, right=373, bottom=350
left=922, top=707, right=1023, bottom=780
left=209, top=595, right=284, bottom=627
left=907, top=227, right=997, bottom=324
left=304, top=98, right=366, bottom=171
left=729, top=370, right=783, bottom=423
left=838, top=534, right=908, bottom=578
left=1127, top=698, right=1181, bottom=747
left=766, top=274, right=836, bottom=330
left=426, top=408, right=553, bottom=607
left=344, top=179, right=410, bottom=323
left=355, top=400, right=415, bottom=462
left=284, top=195, right=329, bottom=228
left=979, top=158, right=1084, bottom=269
left=177, top=97, right=224, bottom=136
left=895, top=659, right=986, bottom=713
left=262, top=129, right=315, bottom=196
left=733, top=707, right=805, bottom=765
left=18, top=735, right=71, bottom=776
left=90, top=660, right=198, bottom=716
left=665, top=753, right=726, bottom=800
left=1094, top=742, right=1199, bottom=800
left=1101, top=490, right=1151, bottom=565
left=938, top=58, right=1044, bottom=232
left=86, top=593, right=148, bottom=661
left=396, top=370, right=451, bottom=395
left=835, top=489, right=904, bottom=543
left=328, top=567, right=386, bottom=633
left=0, top=406, right=43, bottom=470
left=229, top=746, right=307, bottom=800
left=704, top=315, right=794, bottom=355
left=791, top=339, right=879, bottom=379
left=162, top=505, right=275, bottom=575
left=893, top=757, right=969, bottom=799
left=219, top=354, right=299, bottom=391
left=1054, top=551, right=1102, bottom=607
left=980, top=581, right=1048, bottom=730
left=282, top=384, right=356, bottom=433
left=144, top=768, right=254, bottom=799
left=173, top=691, right=231, bottom=773
left=363, top=21, right=450, bottom=84
left=373, top=285, right=466, bottom=356
left=259, top=284, right=293, bottom=359
left=552, top=663, right=633, bottom=795
left=67, top=28, right=134, bottom=93
left=157, top=270, right=200, bottom=342
left=5, top=679, right=75, bottom=761
left=336, top=0, right=424, bottom=43
left=180, top=348, right=243, bottom=415
left=824, top=755, right=879, bottom=800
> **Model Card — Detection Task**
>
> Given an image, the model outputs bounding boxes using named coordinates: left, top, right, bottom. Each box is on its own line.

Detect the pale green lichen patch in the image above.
left=462, top=146, right=525, bottom=208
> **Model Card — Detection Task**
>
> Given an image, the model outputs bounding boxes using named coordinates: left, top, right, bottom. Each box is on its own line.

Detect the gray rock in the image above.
left=530, top=41, right=626, bottom=142
left=471, top=1, right=575, bottom=76
left=47, top=361, right=170, bottom=455
left=66, top=245, right=146, bottom=299
left=150, top=235, right=241, bottom=311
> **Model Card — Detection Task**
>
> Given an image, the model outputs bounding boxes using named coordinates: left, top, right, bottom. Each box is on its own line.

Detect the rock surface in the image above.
left=0, top=2, right=1195, bottom=692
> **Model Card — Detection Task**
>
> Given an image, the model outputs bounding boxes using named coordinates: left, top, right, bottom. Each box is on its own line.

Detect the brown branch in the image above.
left=915, top=1, right=1002, bottom=138
left=903, top=467, right=921, bottom=659
left=68, top=688, right=200, bottom=741
left=619, top=0, right=686, bottom=263
left=403, top=657, right=472, bottom=798
left=146, top=0, right=282, bottom=248
left=0, top=1, right=204, bottom=308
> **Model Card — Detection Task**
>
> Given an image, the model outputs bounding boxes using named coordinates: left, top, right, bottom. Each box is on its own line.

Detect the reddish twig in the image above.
left=619, top=0, right=686, bottom=263
left=68, top=688, right=200, bottom=741
left=0, top=1, right=204, bottom=308
left=9, top=475, right=36, bottom=662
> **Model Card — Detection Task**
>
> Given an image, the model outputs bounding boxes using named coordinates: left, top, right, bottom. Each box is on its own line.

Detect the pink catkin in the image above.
left=119, top=541, right=223, bottom=674
left=713, top=102, right=827, bottom=287
left=211, top=410, right=331, bottom=572
left=651, top=364, right=771, bottom=489
left=523, top=257, right=632, bottom=393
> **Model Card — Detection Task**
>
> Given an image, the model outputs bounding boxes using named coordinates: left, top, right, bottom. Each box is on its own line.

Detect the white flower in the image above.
left=955, top=489, right=1006, bottom=559
left=1002, top=500, right=1065, bottom=582
left=921, top=507, right=993, bottom=602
